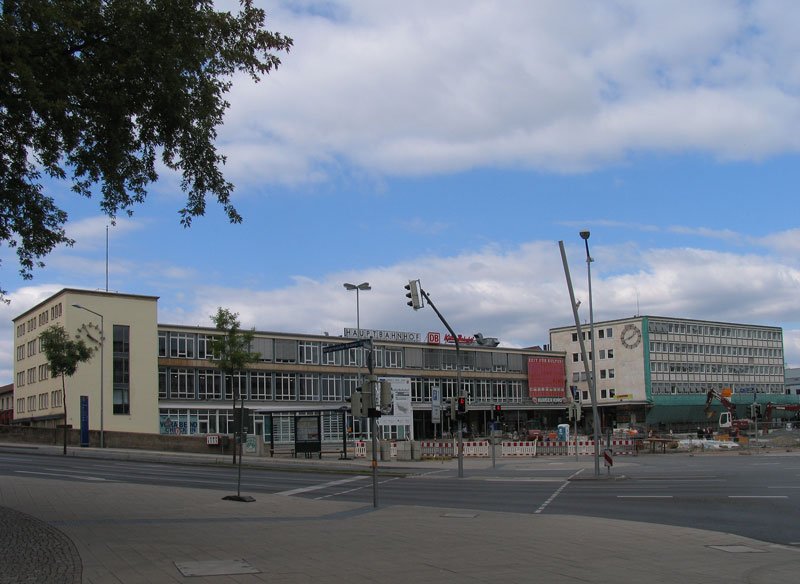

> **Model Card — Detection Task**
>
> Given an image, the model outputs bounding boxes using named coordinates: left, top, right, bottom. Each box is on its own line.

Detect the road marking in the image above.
left=768, top=486, right=800, bottom=489
left=314, top=476, right=400, bottom=500
left=534, top=469, right=582, bottom=514
left=728, top=496, right=788, bottom=499
left=276, top=476, right=367, bottom=497
left=617, top=495, right=673, bottom=499
left=16, top=470, right=108, bottom=481
left=486, top=478, right=564, bottom=482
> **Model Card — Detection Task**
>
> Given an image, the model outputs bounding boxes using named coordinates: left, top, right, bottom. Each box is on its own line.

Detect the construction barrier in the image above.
left=354, top=438, right=635, bottom=459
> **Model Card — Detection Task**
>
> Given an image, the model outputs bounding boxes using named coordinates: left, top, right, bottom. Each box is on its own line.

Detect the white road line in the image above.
left=534, top=469, right=582, bottom=514
left=728, top=496, right=788, bottom=499
left=314, top=476, right=400, bottom=500
left=617, top=495, right=673, bottom=499
left=276, top=476, right=368, bottom=497
left=16, top=470, right=108, bottom=482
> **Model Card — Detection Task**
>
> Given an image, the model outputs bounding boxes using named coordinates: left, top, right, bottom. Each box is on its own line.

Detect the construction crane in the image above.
left=763, top=402, right=800, bottom=425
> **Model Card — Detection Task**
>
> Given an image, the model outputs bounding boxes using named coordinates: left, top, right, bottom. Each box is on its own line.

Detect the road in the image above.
left=1, top=449, right=798, bottom=546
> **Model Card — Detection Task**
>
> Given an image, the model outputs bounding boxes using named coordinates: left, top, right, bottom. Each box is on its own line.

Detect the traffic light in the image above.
left=404, top=279, right=423, bottom=310
left=379, top=380, right=393, bottom=415
left=574, top=403, right=582, bottom=422
left=457, top=396, right=466, bottom=419
left=348, top=391, right=365, bottom=418
left=749, top=403, right=758, bottom=419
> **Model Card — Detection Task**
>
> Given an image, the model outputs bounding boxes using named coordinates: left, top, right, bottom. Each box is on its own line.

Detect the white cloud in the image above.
left=216, top=0, right=800, bottom=188
left=4, top=236, right=800, bottom=383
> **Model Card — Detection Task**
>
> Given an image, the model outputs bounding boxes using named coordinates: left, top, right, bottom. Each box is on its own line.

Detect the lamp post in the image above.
left=343, top=282, right=371, bottom=344
left=579, top=231, right=602, bottom=477
left=72, top=304, right=104, bottom=448
left=344, top=282, right=371, bottom=439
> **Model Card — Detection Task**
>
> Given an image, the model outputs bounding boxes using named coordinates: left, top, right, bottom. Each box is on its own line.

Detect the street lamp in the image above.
left=72, top=304, right=104, bottom=448
left=343, top=282, right=371, bottom=340
left=579, top=231, right=602, bottom=477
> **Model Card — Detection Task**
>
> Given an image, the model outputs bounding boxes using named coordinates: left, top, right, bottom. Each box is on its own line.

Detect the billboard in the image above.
left=527, top=357, right=566, bottom=404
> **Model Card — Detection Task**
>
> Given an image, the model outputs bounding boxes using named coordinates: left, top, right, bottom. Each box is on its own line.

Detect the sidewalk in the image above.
left=2, top=443, right=799, bottom=583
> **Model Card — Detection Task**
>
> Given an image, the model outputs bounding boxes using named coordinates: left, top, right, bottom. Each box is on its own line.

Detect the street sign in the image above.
left=603, top=449, right=613, bottom=467
left=322, top=339, right=367, bottom=354
left=736, top=386, right=755, bottom=394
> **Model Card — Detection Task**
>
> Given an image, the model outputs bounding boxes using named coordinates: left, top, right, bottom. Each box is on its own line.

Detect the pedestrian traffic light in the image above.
left=404, top=279, right=423, bottom=310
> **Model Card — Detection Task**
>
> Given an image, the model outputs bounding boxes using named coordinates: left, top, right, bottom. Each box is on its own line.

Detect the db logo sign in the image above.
left=427, top=332, right=441, bottom=344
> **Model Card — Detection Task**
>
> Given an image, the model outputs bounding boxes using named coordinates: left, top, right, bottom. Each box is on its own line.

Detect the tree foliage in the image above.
left=40, top=323, right=94, bottom=379
left=0, top=0, right=293, bottom=297
left=209, top=307, right=258, bottom=377
left=39, top=323, right=94, bottom=454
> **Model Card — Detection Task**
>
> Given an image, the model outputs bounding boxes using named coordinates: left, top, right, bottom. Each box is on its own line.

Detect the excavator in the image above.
left=704, top=389, right=750, bottom=437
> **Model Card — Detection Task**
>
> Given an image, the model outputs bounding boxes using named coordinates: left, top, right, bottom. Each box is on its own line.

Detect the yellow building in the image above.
left=12, top=289, right=159, bottom=436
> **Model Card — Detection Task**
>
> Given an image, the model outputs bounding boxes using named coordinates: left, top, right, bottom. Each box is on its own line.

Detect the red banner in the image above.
left=527, top=357, right=566, bottom=404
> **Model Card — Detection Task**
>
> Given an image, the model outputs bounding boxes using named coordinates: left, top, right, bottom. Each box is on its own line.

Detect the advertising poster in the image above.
left=527, top=357, right=567, bottom=404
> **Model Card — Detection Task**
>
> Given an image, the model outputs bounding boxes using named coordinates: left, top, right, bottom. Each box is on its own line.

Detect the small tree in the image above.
left=210, top=308, right=258, bottom=464
left=40, top=324, right=94, bottom=455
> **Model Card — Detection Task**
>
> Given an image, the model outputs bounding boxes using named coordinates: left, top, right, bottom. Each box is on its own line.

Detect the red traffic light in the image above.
left=494, top=404, right=502, bottom=412
left=457, top=396, right=466, bottom=413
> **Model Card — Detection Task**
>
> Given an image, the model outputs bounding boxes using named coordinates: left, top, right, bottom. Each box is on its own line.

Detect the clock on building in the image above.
left=620, top=323, right=642, bottom=349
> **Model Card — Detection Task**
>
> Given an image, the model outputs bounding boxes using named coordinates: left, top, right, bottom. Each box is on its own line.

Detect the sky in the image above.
left=3, top=0, right=800, bottom=384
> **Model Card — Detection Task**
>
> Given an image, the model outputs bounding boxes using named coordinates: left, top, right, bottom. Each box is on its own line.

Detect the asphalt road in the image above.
left=1, top=449, right=798, bottom=546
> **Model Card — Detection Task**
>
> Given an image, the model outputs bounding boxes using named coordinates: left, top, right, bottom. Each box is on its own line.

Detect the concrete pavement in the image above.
left=2, top=444, right=800, bottom=583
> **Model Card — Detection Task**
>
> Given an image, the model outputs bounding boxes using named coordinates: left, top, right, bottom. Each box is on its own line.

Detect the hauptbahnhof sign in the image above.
left=343, top=328, right=422, bottom=343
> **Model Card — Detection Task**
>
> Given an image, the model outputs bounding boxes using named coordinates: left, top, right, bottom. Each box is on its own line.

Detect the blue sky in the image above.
left=3, top=0, right=800, bottom=383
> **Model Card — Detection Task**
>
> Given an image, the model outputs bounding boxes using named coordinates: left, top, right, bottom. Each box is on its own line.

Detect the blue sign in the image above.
left=80, top=396, right=89, bottom=447
left=737, top=386, right=755, bottom=394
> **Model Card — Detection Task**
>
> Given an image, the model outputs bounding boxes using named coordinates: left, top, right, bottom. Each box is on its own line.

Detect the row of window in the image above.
left=650, top=362, right=783, bottom=376
left=571, top=328, right=614, bottom=342
left=650, top=383, right=785, bottom=395
left=650, top=342, right=782, bottom=358
left=15, top=364, right=52, bottom=387
left=15, top=390, right=62, bottom=413
left=572, top=349, right=614, bottom=362
left=16, top=303, right=62, bottom=338
left=159, top=368, right=528, bottom=404
left=575, top=389, right=619, bottom=401
left=649, top=321, right=781, bottom=340
left=572, top=369, right=616, bottom=382
left=158, top=331, right=529, bottom=372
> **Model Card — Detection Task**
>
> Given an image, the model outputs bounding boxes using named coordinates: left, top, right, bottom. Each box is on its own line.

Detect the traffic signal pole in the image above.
left=417, top=288, right=464, bottom=478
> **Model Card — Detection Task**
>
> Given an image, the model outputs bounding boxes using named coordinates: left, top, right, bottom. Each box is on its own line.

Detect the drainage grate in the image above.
left=707, top=545, right=767, bottom=554
left=175, top=559, right=261, bottom=576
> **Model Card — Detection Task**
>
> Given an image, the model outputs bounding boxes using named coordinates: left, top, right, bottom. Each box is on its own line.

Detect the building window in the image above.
left=600, top=370, right=607, bottom=379
left=608, top=368, right=615, bottom=379
left=198, top=369, right=223, bottom=400
left=27, top=396, right=36, bottom=411
left=169, top=333, right=195, bottom=359
left=224, top=371, right=247, bottom=400
left=16, top=371, right=24, bottom=387
left=342, top=375, right=358, bottom=400
left=321, top=346, right=341, bottom=366
left=113, top=325, right=131, bottom=414
left=16, top=398, right=24, bottom=413
left=298, top=342, right=320, bottom=365
left=158, top=332, right=167, bottom=357
left=38, top=393, right=48, bottom=409
left=571, top=333, right=578, bottom=342
left=321, top=375, right=341, bottom=401
left=275, top=373, right=296, bottom=400
left=384, top=348, right=403, bottom=368
left=170, top=368, right=194, bottom=399
left=158, top=368, right=168, bottom=399
left=572, top=353, right=579, bottom=362
left=607, top=349, right=614, bottom=359
left=298, top=374, right=320, bottom=401
left=51, top=390, right=62, bottom=408
left=197, top=335, right=218, bottom=360
left=601, top=389, right=607, bottom=399
left=27, top=367, right=36, bottom=384
left=606, top=328, right=613, bottom=338
left=250, top=372, right=272, bottom=400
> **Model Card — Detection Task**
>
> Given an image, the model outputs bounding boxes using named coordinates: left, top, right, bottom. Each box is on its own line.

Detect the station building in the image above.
left=550, top=315, right=793, bottom=429
left=12, top=289, right=569, bottom=444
